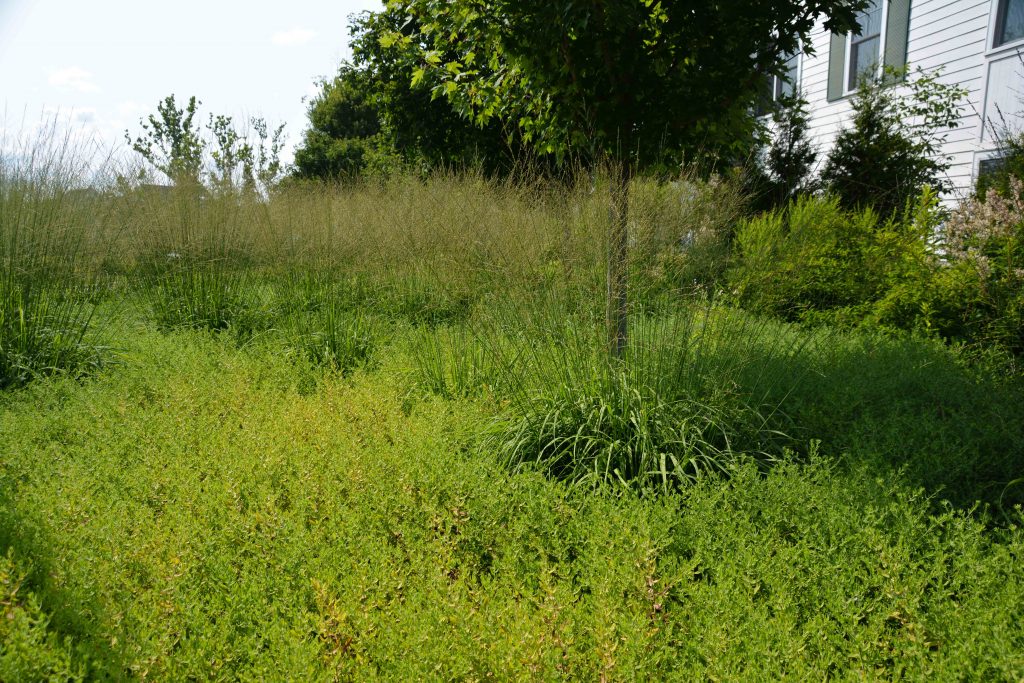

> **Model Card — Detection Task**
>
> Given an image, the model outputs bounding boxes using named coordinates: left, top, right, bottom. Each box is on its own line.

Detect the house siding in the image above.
left=797, top=0, right=1023, bottom=204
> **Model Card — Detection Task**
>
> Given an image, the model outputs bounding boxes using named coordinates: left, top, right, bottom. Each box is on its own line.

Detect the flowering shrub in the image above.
left=937, top=177, right=1024, bottom=354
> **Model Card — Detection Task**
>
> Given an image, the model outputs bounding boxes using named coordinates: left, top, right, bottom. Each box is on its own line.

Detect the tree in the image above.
left=126, top=95, right=204, bottom=187
left=292, top=64, right=388, bottom=179
left=128, top=96, right=285, bottom=195
left=822, top=67, right=967, bottom=218
left=393, top=0, right=870, bottom=355
left=292, top=10, right=535, bottom=180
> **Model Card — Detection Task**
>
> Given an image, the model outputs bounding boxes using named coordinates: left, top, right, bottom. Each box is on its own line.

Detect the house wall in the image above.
left=797, top=0, right=1024, bottom=204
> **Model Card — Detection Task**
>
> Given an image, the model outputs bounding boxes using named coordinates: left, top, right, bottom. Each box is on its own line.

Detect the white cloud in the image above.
left=48, top=66, right=99, bottom=93
left=271, top=28, right=316, bottom=47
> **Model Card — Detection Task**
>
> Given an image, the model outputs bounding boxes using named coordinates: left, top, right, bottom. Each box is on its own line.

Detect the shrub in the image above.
left=729, top=192, right=937, bottom=325
left=746, top=95, right=818, bottom=213
left=821, top=67, right=966, bottom=218
left=936, top=177, right=1024, bottom=355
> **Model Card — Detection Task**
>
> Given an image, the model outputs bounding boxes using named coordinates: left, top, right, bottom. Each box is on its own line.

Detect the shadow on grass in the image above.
left=0, top=495, right=126, bottom=678
left=778, top=331, right=1024, bottom=513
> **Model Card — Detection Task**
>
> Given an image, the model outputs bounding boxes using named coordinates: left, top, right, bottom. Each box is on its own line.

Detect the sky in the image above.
left=0, top=0, right=382, bottom=166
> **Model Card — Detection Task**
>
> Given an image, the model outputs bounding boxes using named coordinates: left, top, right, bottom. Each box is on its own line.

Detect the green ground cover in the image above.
left=1, top=326, right=1022, bottom=680
left=1, top=147, right=1023, bottom=678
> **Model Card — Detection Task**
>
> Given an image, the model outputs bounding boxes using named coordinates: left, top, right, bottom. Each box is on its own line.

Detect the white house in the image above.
left=767, top=0, right=1024, bottom=201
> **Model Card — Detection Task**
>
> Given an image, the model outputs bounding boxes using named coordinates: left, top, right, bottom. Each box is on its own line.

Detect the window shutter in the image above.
left=827, top=32, right=847, bottom=101
left=884, top=0, right=911, bottom=74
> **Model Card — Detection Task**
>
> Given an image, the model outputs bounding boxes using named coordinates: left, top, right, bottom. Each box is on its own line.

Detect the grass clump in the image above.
left=409, top=324, right=495, bottom=399
left=487, top=299, right=810, bottom=490
left=0, top=129, right=111, bottom=390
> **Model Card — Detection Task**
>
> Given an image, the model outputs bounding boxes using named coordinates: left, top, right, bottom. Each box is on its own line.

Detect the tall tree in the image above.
left=392, top=0, right=870, bottom=355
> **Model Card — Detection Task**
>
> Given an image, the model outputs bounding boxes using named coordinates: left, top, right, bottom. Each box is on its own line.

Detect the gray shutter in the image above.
left=827, top=32, right=847, bottom=101
left=884, top=0, right=911, bottom=74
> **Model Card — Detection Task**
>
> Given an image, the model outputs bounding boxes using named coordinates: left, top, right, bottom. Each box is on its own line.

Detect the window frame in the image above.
left=755, top=46, right=803, bottom=118
left=991, top=0, right=1024, bottom=51
left=772, top=49, right=803, bottom=101
left=843, top=0, right=890, bottom=96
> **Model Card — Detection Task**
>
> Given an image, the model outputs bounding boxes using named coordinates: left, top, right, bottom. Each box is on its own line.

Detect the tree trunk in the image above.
left=607, top=161, right=631, bottom=358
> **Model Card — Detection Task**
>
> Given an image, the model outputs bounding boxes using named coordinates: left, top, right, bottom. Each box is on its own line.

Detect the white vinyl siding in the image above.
left=799, top=0, right=1020, bottom=204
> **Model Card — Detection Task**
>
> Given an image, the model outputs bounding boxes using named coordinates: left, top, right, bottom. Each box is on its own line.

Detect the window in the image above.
left=848, top=0, right=885, bottom=91
left=775, top=51, right=801, bottom=99
left=756, top=50, right=800, bottom=116
left=995, top=0, right=1024, bottom=48
left=827, top=0, right=910, bottom=102
left=979, top=155, right=1007, bottom=180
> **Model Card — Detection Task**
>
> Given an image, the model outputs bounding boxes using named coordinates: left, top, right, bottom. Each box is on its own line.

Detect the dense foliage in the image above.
left=1, top=324, right=1021, bottom=678
left=821, top=68, right=967, bottom=217
left=292, top=10, right=532, bottom=180
left=3, top=105, right=1024, bottom=676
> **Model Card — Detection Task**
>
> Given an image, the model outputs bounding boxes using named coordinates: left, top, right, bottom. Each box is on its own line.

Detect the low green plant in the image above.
left=729, top=192, right=937, bottom=326
left=1, top=329, right=1020, bottom=679
left=0, top=552, right=84, bottom=682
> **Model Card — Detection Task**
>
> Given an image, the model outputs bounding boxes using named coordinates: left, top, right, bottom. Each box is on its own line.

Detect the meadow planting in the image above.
left=1, top=137, right=1023, bottom=679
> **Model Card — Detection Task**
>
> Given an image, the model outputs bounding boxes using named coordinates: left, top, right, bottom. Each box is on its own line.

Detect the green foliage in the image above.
left=630, top=173, right=750, bottom=297
left=409, top=324, right=495, bottom=399
left=729, top=192, right=937, bottom=325
left=126, top=94, right=205, bottom=187
left=293, top=11, right=537, bottom=181
left=283, top=273, right=378, bottom=374
left=746, top=96, right=819, bottom=212
left=392, top=0, right=868, bottom=167
left=127, top=191, right=270, bottom=340
left=485, top=300, right=810, bottom=490
left=292, top=64, right=397, bottom=180
left=127, top=96, right=285, bottom=193
left=783, top=329, right=1024, bottom=510
left=0, top=552, right=84, bottom=682
left=0, top=155, right=1022, bottom=677
left=822, top=67, right=967, bottom=217
left=0, top=329, right=1021, bottom=678
left=350, top=9, right=531, bottom=175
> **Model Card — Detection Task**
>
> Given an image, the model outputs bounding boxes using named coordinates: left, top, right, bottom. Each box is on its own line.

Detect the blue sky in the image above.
left=0, top=0, right=382, bottom=164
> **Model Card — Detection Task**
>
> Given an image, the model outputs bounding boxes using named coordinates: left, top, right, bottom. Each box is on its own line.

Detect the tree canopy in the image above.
left=293, top=9, right=538, bottom=179
left=388, top=0, right=871, bottom=170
